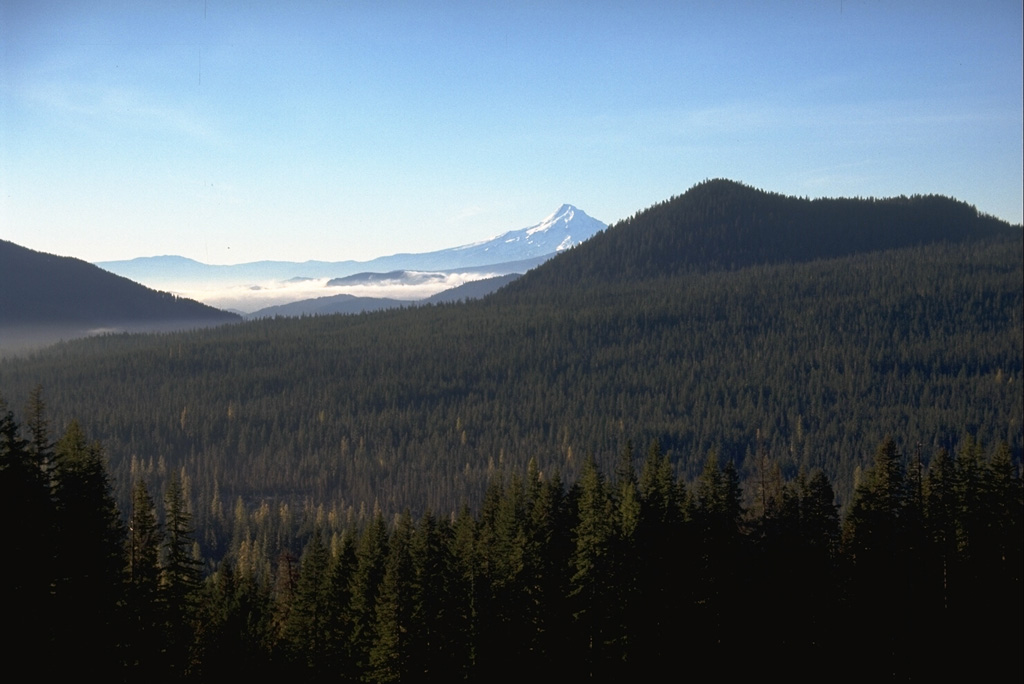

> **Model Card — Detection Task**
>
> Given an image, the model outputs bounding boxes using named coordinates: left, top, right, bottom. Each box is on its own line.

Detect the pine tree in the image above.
left=569, top=455, right=614, bottom=676
left=196, top=552, right=277, bottom=678
left=369, top=511, right=415, bottom=683
left=799, top=469, right=840, bottom=557
left=978, top=442, right=1024, bottom=680
left=925, top=448, right=958, bottom=609
left=789, top=469, right=840, bottom=665
left=489, top=473, right=532, bottom=673
left=472, top=474, right=513, bottom=676
left=409, top=511, right=460, bottom=680
left=634, top=441, right=689, bottom=669
left=955, top=435, right=985, bottom=564
left=982, top=443, right=1023, bottom=580
left=842, top=436, right=914, bottom=677
left=25, top=385, right=53, bottom=476
left=844, top=436, right=908, bottom=561
left=692, top=452, right=743, bottom=655
left=448, top=506, right=479, bottom=679
left=126, top=479, right=164, bottom=673
left=161, top=473, right=203, bottom=675
left=523, top=464, right=571, bottom=673
left=349, top=511, right=390, bottom=676
left=610, top=443, right=640, bottom=670
left=284, top=527, right=333, bottom=675
left=0, top=394, right=54, bottom=670
left=325, top=527, right=359, bottom=680
left=46, top=420, right=127, bottom=671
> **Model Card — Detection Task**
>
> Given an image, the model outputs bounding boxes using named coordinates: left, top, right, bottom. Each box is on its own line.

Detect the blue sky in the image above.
left=2, top=1, right=1021, bottom=265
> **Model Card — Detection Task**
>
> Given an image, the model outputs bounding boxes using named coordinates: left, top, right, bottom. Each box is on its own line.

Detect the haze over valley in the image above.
left=94, top=204, right=606, bottom=313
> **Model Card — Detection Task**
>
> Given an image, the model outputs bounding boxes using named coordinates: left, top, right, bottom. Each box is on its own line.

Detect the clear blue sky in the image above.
left=2, top=1, right=1021, bottom=265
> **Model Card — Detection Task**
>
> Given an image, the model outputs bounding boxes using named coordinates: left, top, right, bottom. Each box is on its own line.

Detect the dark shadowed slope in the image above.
left=0, top=240, right=239, bottom=353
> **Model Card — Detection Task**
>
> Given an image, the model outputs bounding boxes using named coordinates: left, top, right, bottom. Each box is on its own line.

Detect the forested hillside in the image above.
left=0, top=181, right=1020, bottom=551
left=513, top=178, right=1014, bottom=287
left=0, top=240, right=240, bottom=354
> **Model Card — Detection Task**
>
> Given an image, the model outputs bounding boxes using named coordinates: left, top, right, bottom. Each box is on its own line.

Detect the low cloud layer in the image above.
left=168, top=272, right=501, bottom=313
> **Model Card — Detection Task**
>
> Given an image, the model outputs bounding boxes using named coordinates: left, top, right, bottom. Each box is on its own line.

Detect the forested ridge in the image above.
left=0, top=239, right=239, bottom=327
left=1, top=179, right=1021, bottom=678
left=0, top=239, right=241, bottom=355
left=512, top=178, right=1015, bottom=287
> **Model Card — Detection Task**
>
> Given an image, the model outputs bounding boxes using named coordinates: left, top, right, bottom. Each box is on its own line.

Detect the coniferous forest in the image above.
left=1, top=405, right=1020, bottom=680
left=1, top=180, right=1021, bottom=679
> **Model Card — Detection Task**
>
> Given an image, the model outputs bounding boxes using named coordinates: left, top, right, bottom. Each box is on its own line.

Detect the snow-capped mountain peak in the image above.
left=481, top=204, right=604, bottom=258
left=527, top=204, right=578, bottom=237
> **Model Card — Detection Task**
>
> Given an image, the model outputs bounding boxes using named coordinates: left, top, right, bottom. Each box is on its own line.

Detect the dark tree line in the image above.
left=2, top=396, right=1019, bottom=680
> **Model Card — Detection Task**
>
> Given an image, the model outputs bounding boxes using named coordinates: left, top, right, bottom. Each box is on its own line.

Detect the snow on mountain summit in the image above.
left=527, top=204, right=578, bottom=237
left=477, top=204, right=604, bottom=261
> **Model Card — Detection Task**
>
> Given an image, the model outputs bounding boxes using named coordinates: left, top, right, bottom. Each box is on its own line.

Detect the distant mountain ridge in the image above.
left=246, top=293, right=409, bottom=319
left=95, top=205, right=606, bottom=291
left=326, top=270, right=450, bottom=287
